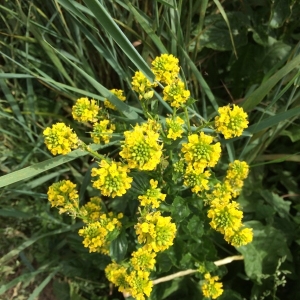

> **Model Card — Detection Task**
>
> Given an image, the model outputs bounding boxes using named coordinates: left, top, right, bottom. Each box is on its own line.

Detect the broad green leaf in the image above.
left=259, top=190, right=291, bottom=218
left=199, top=12, right=248, bottom=51
left=109, top=230, right=128, bottom=262
left=269, top=0, right=291, bottom=28
left=170, top=196, right=191, bottom=222
left=237, top=221, right=292, bottom=283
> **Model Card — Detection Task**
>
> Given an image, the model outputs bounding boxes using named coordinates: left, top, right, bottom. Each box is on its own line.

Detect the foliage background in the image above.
left=1, top=0, right=300, bottom=299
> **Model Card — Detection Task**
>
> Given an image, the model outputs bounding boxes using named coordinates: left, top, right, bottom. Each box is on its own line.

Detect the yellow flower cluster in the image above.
left=151, top=54, right=180, bottom=84
left=78, top=211, right=122, bottom=254
left=135, top=211, right=176, bottom=252
left=215, top=105, right=249, bottom=139
left=131, top=70, right=156, bottom=100
left=166, top=116, right=185, bottom=140
left=47, top=180, right=79, bottom=216
left=119, top=122, right=163, bottom=171
left=184, top=167, right=211, bottom=194
left=206, top=160, right=253, bottom=247
left=201, top=273, right=223, bottom=299
left=72, top=97, right=100, bottom=123
left=91, top=159, right=133, bottom=198
left=181, top=132, right=221, bottom=172
left=104, top=89, right=126, bottom=110
left=43, top=123, right=79, bottom=155
left=138, top=179, right=166, bottom=208
left=91, top=119, right=115, bottom=144
left=163, top=79, right=190, bottom=108
left=105, top=262, right=153, bottom=300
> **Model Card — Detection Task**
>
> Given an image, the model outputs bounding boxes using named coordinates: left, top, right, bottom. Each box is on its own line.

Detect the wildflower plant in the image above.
left=43, top=54, right=253, bottom=300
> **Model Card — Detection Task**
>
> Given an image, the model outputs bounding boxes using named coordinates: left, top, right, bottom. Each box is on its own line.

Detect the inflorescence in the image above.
left=43, top=53, right=251, bottom=300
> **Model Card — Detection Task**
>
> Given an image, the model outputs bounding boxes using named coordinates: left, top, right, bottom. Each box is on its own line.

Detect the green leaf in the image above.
left=53, top=280, right=70, bottom=300
left=109, top=230, right=128, bottom=262
left=269, top=0, right=291, bottom=28
left=170, top=196, right=191, bottom=222
left=199, top=12, right=249, bottom=51
left=259, top=190, right=291, bottom=218
left=237, top=221, right=292, bottom=283
left=242, top=54, right=300, bottom=111
left=187, top=215, right=204, bottom=239
left=83, top=0, right=153, bottom=80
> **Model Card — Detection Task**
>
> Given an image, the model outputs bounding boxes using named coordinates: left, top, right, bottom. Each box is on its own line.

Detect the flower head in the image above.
left=202, top=273, right=223, bottom=299
left=79, top=196, right=103, bottom=223
left=43, top=122, right=78, bottom=155
left=224, top=227, right=253, bottom=247
left=126, top=270, right=153, bottom=300
left=119, top=123, right=163, bottom=171
left=131, top=70, right=155, bottom=100
left=181, top=132, right=221, bottom=172
left=215, top=104, right=249, bottom=139
left=207, top=201, right=243, bottom=234
left=151, top=54, right=180, bottom=84
left=184, top=166, right=211, bottom=194
left=104, top=89, right=126, bottom=110
left=47, top=180, right=79, bottom=216
left=91, top=119, right=115, bottom=144
left=105, top=262, right=130, bottom=293
left=72, top=97, right=100, bottom=123
left=91, top=160, right=133, bottom=198
left=166, top=116, right=185, bottom=140
left=163, top=80, right=190, bottom=108
left=130, top=246, right=157, bottom=271
left=135, top=212, right=176, bottom=252
left=138, top=179, right=166, bottom=208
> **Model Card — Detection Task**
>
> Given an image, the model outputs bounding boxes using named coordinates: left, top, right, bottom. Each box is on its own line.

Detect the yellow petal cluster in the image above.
left=138, top=179, right=166, bottom=208
left=72, top=97, right=100, bottom=123
left=215, top=104, right=249, bottom=139
left=43, top=122, right=78, bottom=155
left=91, top=119, right=115, bottom=144
left=166, top=116, right=185, bottom=140
left=202, top=273, right=223, bottom=299
left=151, top=54, right=180, bottom=84
left=119, top=123, right=163, bottom=171
left=163, top=80, right=190, bottom=108
left=104, top=89, right=126, bottom=110
left=91, top=160, right=133, bottom=198
left=47, top=180, right=79, bottom=216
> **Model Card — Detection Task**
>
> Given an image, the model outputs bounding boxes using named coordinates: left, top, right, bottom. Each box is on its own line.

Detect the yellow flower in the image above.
left=215, top=104, right=249, bottom=139
left=43, top=122, right=78, bottom=155
left=104, top=89, right=126, bottom=110
left=151, top=54, right=180, bottom=84
left=181, top=132, right=221, bottom=172
left=131, top=70, right=156, bottom=100
left=225, top=160, right=249, bottom=198
left=79, top=196, right=102, bottom=223
left=166, top=116, right=185, bottom=140
left=163, top=80, right=190, bottom=108
left=202, top=273, right=223, bottom=299
left=119, top=123, right=163, bottom=171
left=183, top=166, right=211, bottom=194
left=78, top=221, right=109, bottom=253
left=91, top=160, right=133, bottom=198
left=105, top=262, right=130, bottom=293
left=130, top=246, right=157, bottom=271
left=207, top=201, right=243, bottom=234
left=138, top=179, right=166, bottom=208
left=135, top=212, right=176, bottom=252
left=47, top=180, right=79, bottom=216
left=126, top=270, right=153, bottom=300
left=72, top=97, right=100, bottom=123
left=224, top=227, right=253, bottom=247
left=91, top=119, right=115, bottom=144
left=205, top=182, right=232, bottom=206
